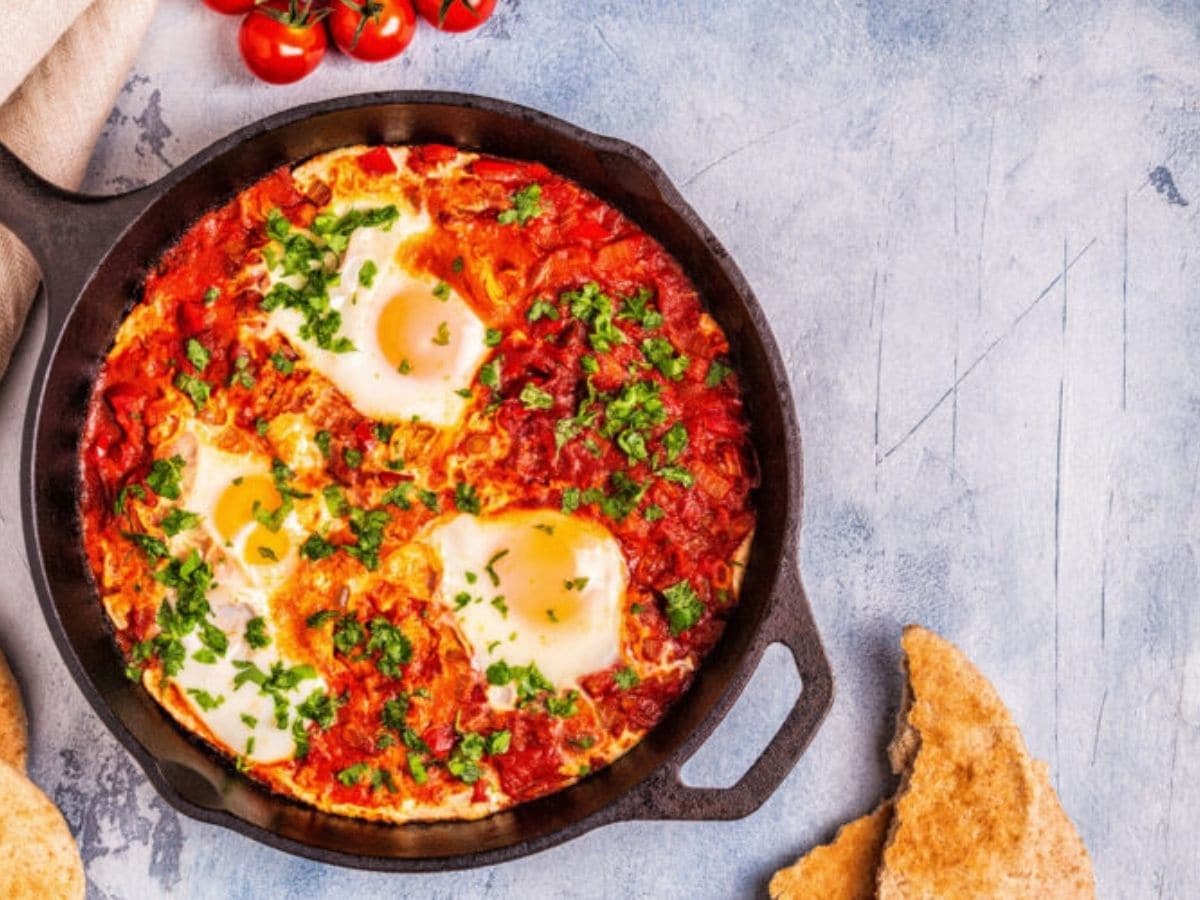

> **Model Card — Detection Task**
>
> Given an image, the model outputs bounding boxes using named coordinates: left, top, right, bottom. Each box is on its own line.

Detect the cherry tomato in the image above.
left=329, top=0, right=417, bottom=62
left=238, top=1, right=328, bottom=85
left=201, top=0, right=256, bottom=14
left=415, top=0, right=496, bottom=33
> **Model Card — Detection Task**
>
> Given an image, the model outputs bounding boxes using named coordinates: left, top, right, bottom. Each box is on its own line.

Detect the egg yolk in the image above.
left=214, top=474, right=288, bottom=567
left=489, top=516, right=611, bottom=629
left=376, top=285, right=461, bottom=376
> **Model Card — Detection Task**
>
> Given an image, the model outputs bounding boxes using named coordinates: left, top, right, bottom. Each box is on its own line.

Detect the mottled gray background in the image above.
left=1, top=0, right=1198, bottom=896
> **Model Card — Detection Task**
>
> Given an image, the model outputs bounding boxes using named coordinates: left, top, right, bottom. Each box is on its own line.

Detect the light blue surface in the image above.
left=1, top=0, right=1198, bottom=896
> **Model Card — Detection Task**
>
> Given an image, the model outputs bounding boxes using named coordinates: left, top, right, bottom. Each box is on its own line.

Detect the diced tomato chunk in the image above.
left=356, top=146, right=397, bottom=176
left=565, top=219, right=610, bottom=244
left=422, top=724, right=455, bottom=759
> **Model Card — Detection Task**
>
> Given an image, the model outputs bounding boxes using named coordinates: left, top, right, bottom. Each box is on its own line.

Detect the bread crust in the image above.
left=0, top=646, right=28, bottom=772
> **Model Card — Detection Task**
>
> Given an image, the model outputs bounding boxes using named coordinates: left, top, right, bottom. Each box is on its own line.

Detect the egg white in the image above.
left=171, top=435, right=307, bottom=590
left=429, top=510, right=627, bottom=694
left=268, top=208, right=489, bottom=426
left=161, top=429, right=327, bottom=763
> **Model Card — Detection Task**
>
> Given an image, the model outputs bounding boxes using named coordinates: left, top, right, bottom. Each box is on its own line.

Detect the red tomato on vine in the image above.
left=238, top=0, right=329, bottom=84
left=414, top=0, right=496, bottom=33
left=329, top=0, right=418, bottom=62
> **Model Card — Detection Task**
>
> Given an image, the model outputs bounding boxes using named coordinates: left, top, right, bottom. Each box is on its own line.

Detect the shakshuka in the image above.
left=79, top=145, right=756, bottom=822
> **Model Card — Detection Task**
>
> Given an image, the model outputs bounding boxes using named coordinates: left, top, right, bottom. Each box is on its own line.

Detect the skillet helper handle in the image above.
left=621, top=561, right=833, bottom=821
left=0, top=141, right=152, bottom=329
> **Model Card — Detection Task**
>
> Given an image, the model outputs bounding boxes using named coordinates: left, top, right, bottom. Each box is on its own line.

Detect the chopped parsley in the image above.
left=485, top=659, right=576, bottom=716
left=641, top=337, right=690, bottom=381
left=343, top=448, right=363, bottom=469
left=451, top=256, right=464, bottom=273
left=305, top=609, right=338, bottom=628
left=497, top=183, right=543, bottom=226
left=323, top=484, right=349, bottom=517
left=705, top=359, right=733, bottom=387
left=381, top=481, right=413, bottom=510
left=583, top=471, right=648, bottom=521
left=663, top=579, right=705, bottom=635
left=613, top=667, right=640, bottom=690
left=186, top=688, right=224, bottom=712
left=336, top=762, right=372, bottom=787
left=332, top=615, right=366, bottom=655
left=229, top=354, right=255, bottom=388
left=418, top=489, right=440, bottom=512
left=643, top=504, right=665, bottom=522
left=185, top=338, right=210, bottom=372
left=365, top=617, right=413, bottom=678
left=447, top=733, right=486, bottom=784
left=113, top=483, right=146, bottom=516
left=146, top=455, right=185, bottom=499
left=345, top=506, right=390, bottom=570
left=432, top=281, right=450, bottom=301
left=174, top=372, right=211, bottom=410
left=485, top=328, right=503, bottom=347
left=663, top=422, right=688, bottom=461
left=617, top=287, right=663, bottom=329
left=300, top=533, right=336, bottom=561
left=358, top=259, right=378, bottom=288
left=270, top=350, right=294, bottom=374
left=527, top=297, right=559, bottom=322
left=564, top=282, right=624, bottom=352
left=260, top=205, right=399, bottom=353
left=656, top=464, right=695, bottom=488
left=381, top=696, right=409, bottom=732
left=484, top=548, right=509, bottom=587
left=545, top=690, right=580, bottom=718
left=244, top=616, right=271, bottom=649
left=124, top=550, right=217, bottom=681
left=297, top=689, right=340, bottom=729
left=519, top=383, right=554, bottom=410
left=432, top=322, right=451, bottom=346
left=479, top=355, right=502, bottom=391
left=561, top=487, right=581, bottom=514
left=160, top=508, right=201, bottom=537
left=314, top=429, right=332, bottom=459
left=487, top=730, right=511, bottom=755
left=454, top=481, right=481, bottom=514
left=408, top=753, right=428, bottom=784
left=122, top=531, right=170, bottom=560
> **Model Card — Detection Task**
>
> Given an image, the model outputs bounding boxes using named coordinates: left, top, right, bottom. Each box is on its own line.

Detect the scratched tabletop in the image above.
left=1, top=1, right=1197, bottom=896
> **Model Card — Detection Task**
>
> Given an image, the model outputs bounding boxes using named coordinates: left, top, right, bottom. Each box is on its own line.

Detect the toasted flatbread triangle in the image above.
left=770, top=802, right=892, bottom=900
left=0, top=760, right=84, bottom=900
left=0, top=646, right=28, bottom=772
left=877, top=625, right=1094, bottom=899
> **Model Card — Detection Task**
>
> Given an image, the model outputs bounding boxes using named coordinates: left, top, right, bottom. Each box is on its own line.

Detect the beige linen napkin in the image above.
left=0, top=0, right=158, bottom=376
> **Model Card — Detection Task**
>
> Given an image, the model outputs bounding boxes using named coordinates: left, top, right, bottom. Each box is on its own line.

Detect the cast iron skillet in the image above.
left=0, top=92, right=832, bottom=871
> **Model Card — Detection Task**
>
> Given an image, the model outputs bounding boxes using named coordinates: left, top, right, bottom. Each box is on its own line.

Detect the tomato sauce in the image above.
left=78, top=146, right=756, bottom=821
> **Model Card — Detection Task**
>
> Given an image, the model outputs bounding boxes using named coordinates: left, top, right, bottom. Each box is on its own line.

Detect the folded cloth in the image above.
left=0, top=0, right=158, bottom=377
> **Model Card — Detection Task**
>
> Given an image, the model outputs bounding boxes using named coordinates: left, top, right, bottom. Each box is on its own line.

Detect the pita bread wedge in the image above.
left=877, top=625, right=1094, bottom=899
left=0, top=759, right=84, bottom=900
left=770, top=802, right=892, bottom=900
left=0, top=645, right=28, bottom=771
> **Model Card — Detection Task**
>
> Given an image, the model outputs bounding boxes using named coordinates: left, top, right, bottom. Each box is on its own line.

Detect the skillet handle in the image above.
left=615, top=561, right=833, bottom=821
left=0, top=142, right=153, bottom=334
